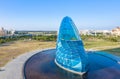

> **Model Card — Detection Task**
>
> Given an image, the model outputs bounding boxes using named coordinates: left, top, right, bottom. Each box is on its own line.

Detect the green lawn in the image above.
left=83, top=39, right=120, bottom=56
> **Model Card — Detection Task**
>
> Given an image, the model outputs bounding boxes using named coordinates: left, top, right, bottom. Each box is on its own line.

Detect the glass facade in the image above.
left=55, top=16, right=88, bottom=73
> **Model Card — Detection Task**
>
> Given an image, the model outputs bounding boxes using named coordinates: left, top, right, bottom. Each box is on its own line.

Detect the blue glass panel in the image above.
left=55, top=16, right=88, bottom=73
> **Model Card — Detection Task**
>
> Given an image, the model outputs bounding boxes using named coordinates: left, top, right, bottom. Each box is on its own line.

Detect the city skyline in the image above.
left=0, top=0, right=120, bottom=30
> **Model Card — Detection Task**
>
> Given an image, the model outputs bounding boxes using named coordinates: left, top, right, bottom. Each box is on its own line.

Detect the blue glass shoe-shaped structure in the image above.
left=55, top=16, right=88, bottom=75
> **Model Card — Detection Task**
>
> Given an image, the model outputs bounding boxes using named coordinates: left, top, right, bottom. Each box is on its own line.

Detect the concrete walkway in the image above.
left=0, top=48, right=53, bottom=79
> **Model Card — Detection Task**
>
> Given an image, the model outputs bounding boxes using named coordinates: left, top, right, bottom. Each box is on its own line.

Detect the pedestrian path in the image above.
left=0, top=48, right=53, bottom=79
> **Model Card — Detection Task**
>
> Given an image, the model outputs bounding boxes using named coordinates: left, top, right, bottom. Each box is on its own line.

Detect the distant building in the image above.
left=9, top=29, right=15, bottom=35
left=0, top=27, right=7, bottom=36
left=112, top=27, right=120, bottom=36
left=80, top=30, right=94, bottom=35
left=0, top=27, right=16, bottom=36
left=80, top=30, right=111, bottom=36
left=94, top=30, right=111, bottom=36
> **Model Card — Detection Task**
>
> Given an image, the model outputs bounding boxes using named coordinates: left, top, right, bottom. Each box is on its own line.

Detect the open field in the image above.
left=0, top=39, right=120, bottom=67
left=83, top=39, right=120, bottom=55
left=0, top=40, right=56, bottom=67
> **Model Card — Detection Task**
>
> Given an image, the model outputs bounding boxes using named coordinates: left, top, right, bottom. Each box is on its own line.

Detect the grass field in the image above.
left=0, top=40, right=56, bottom=67
left=0, top=39, right=120, bottom=67
left=83, top=39, right=120, bottom=55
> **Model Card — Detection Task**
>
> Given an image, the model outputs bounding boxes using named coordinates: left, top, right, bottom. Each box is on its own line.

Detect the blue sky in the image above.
left=0, top=0, right=120, bottom=30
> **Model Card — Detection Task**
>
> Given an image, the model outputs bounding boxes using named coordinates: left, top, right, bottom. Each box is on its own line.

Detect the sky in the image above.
left=0, top=0, right=120, bottom=31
